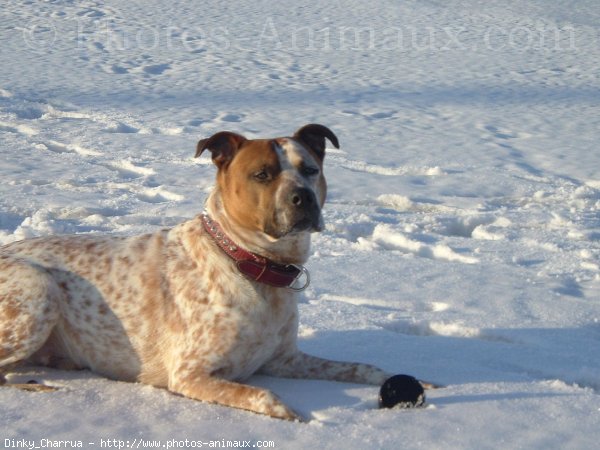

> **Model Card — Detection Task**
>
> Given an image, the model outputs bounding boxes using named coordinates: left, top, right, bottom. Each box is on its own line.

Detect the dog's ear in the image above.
left=293, top=124, right=339, bottom=161
left=195, top=131, right=247, bottom=168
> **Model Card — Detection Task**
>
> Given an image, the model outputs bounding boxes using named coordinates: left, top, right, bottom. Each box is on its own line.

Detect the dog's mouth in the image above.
left=291, top=216, right=323, bottom=233
left=265, top=213, right=323, bottom=239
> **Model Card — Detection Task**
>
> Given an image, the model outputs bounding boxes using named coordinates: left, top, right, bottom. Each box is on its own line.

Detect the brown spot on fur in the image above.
left=1, top=303, right=19, bottom=321
left=118, top=256, right=131, bottom=266
left=1, top=329, right=13, bottom=341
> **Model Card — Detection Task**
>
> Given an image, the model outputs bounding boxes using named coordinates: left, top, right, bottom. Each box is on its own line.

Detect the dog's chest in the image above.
left=159, top=225, right=300, bottom=381
left=189, top=268, right=298, bottom=381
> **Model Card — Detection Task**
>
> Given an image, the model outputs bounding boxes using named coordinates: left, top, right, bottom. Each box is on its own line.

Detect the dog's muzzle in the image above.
left=264, top=185, right=323, bottom=239
left=288, top=187, right=322, bottom=232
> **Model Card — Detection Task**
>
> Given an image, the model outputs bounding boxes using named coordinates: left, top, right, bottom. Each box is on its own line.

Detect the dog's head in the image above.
left=196, top=124, right=338, bottom=240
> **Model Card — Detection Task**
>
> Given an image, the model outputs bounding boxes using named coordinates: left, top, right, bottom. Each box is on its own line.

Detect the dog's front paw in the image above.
left=268, top=402, right=305, bottom=422
left=258, top=391, right=305, bottom=422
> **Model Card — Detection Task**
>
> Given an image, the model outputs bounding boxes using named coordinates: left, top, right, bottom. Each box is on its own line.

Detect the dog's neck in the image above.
left=205, top=190, right=312, bottom=265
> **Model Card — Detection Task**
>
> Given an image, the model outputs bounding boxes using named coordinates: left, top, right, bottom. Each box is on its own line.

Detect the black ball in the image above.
left=379, top=374, right=425, bottom=409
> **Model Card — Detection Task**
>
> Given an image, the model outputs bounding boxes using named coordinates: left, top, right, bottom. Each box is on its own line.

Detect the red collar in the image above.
left=201, top=213, right=310, bottom=291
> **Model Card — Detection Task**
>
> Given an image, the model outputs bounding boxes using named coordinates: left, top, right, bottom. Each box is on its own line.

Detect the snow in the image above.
left=1, top=0, right=599, bottom=448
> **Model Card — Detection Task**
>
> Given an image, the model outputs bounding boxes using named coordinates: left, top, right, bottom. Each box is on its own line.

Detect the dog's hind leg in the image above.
left=261, top=350, right=442, bottom=390
left=260, top=350, right=391, bottom=385
left=0, top=257, right=61, bottom=391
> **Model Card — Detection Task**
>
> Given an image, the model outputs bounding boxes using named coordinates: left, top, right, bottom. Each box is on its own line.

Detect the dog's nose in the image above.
left=290, top=188, right=315, bottom=208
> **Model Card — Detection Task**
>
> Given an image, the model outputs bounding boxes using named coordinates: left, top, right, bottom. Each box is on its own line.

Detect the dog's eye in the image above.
left=253, top=169, right=271, bottom=182
left=301, top=166, right=319, bottom=177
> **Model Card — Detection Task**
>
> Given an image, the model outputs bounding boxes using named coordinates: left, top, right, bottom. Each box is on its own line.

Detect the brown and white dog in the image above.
left=0, top=124, right=403, bottom=421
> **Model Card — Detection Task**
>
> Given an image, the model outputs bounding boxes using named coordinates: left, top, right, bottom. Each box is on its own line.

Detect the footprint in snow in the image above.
left=142, top=64, right=171, bottom=75
left=478, top=123, right=533, bottom=140
left=109, top=64, right=129, bottom=74
left=339, top=109, right=397, bottom=120
left=218, top=113, right=244, bottom=123
left=13, top=106, right=45, bottom=120
left=187, top=119, right=208, bottom=127
left=76, top=8, right=106, bottom=18
left=368, top=111, right=396, bottom=120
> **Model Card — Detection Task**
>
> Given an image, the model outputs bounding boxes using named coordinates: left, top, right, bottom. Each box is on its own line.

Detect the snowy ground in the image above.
left=1, top=0, right=599, bottom=448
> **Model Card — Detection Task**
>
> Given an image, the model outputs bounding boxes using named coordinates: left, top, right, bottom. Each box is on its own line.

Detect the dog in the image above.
left=0, top=124, right=420, bottom=421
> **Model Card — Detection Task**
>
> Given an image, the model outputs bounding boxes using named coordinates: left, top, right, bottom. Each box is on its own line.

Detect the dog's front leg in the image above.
left=168, top=375, right=302, bottom=421
left=260, top=351, right=391, bottom=385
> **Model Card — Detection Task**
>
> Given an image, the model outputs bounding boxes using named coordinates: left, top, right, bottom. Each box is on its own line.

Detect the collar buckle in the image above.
left=287, top=264, right=310, bottom=292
